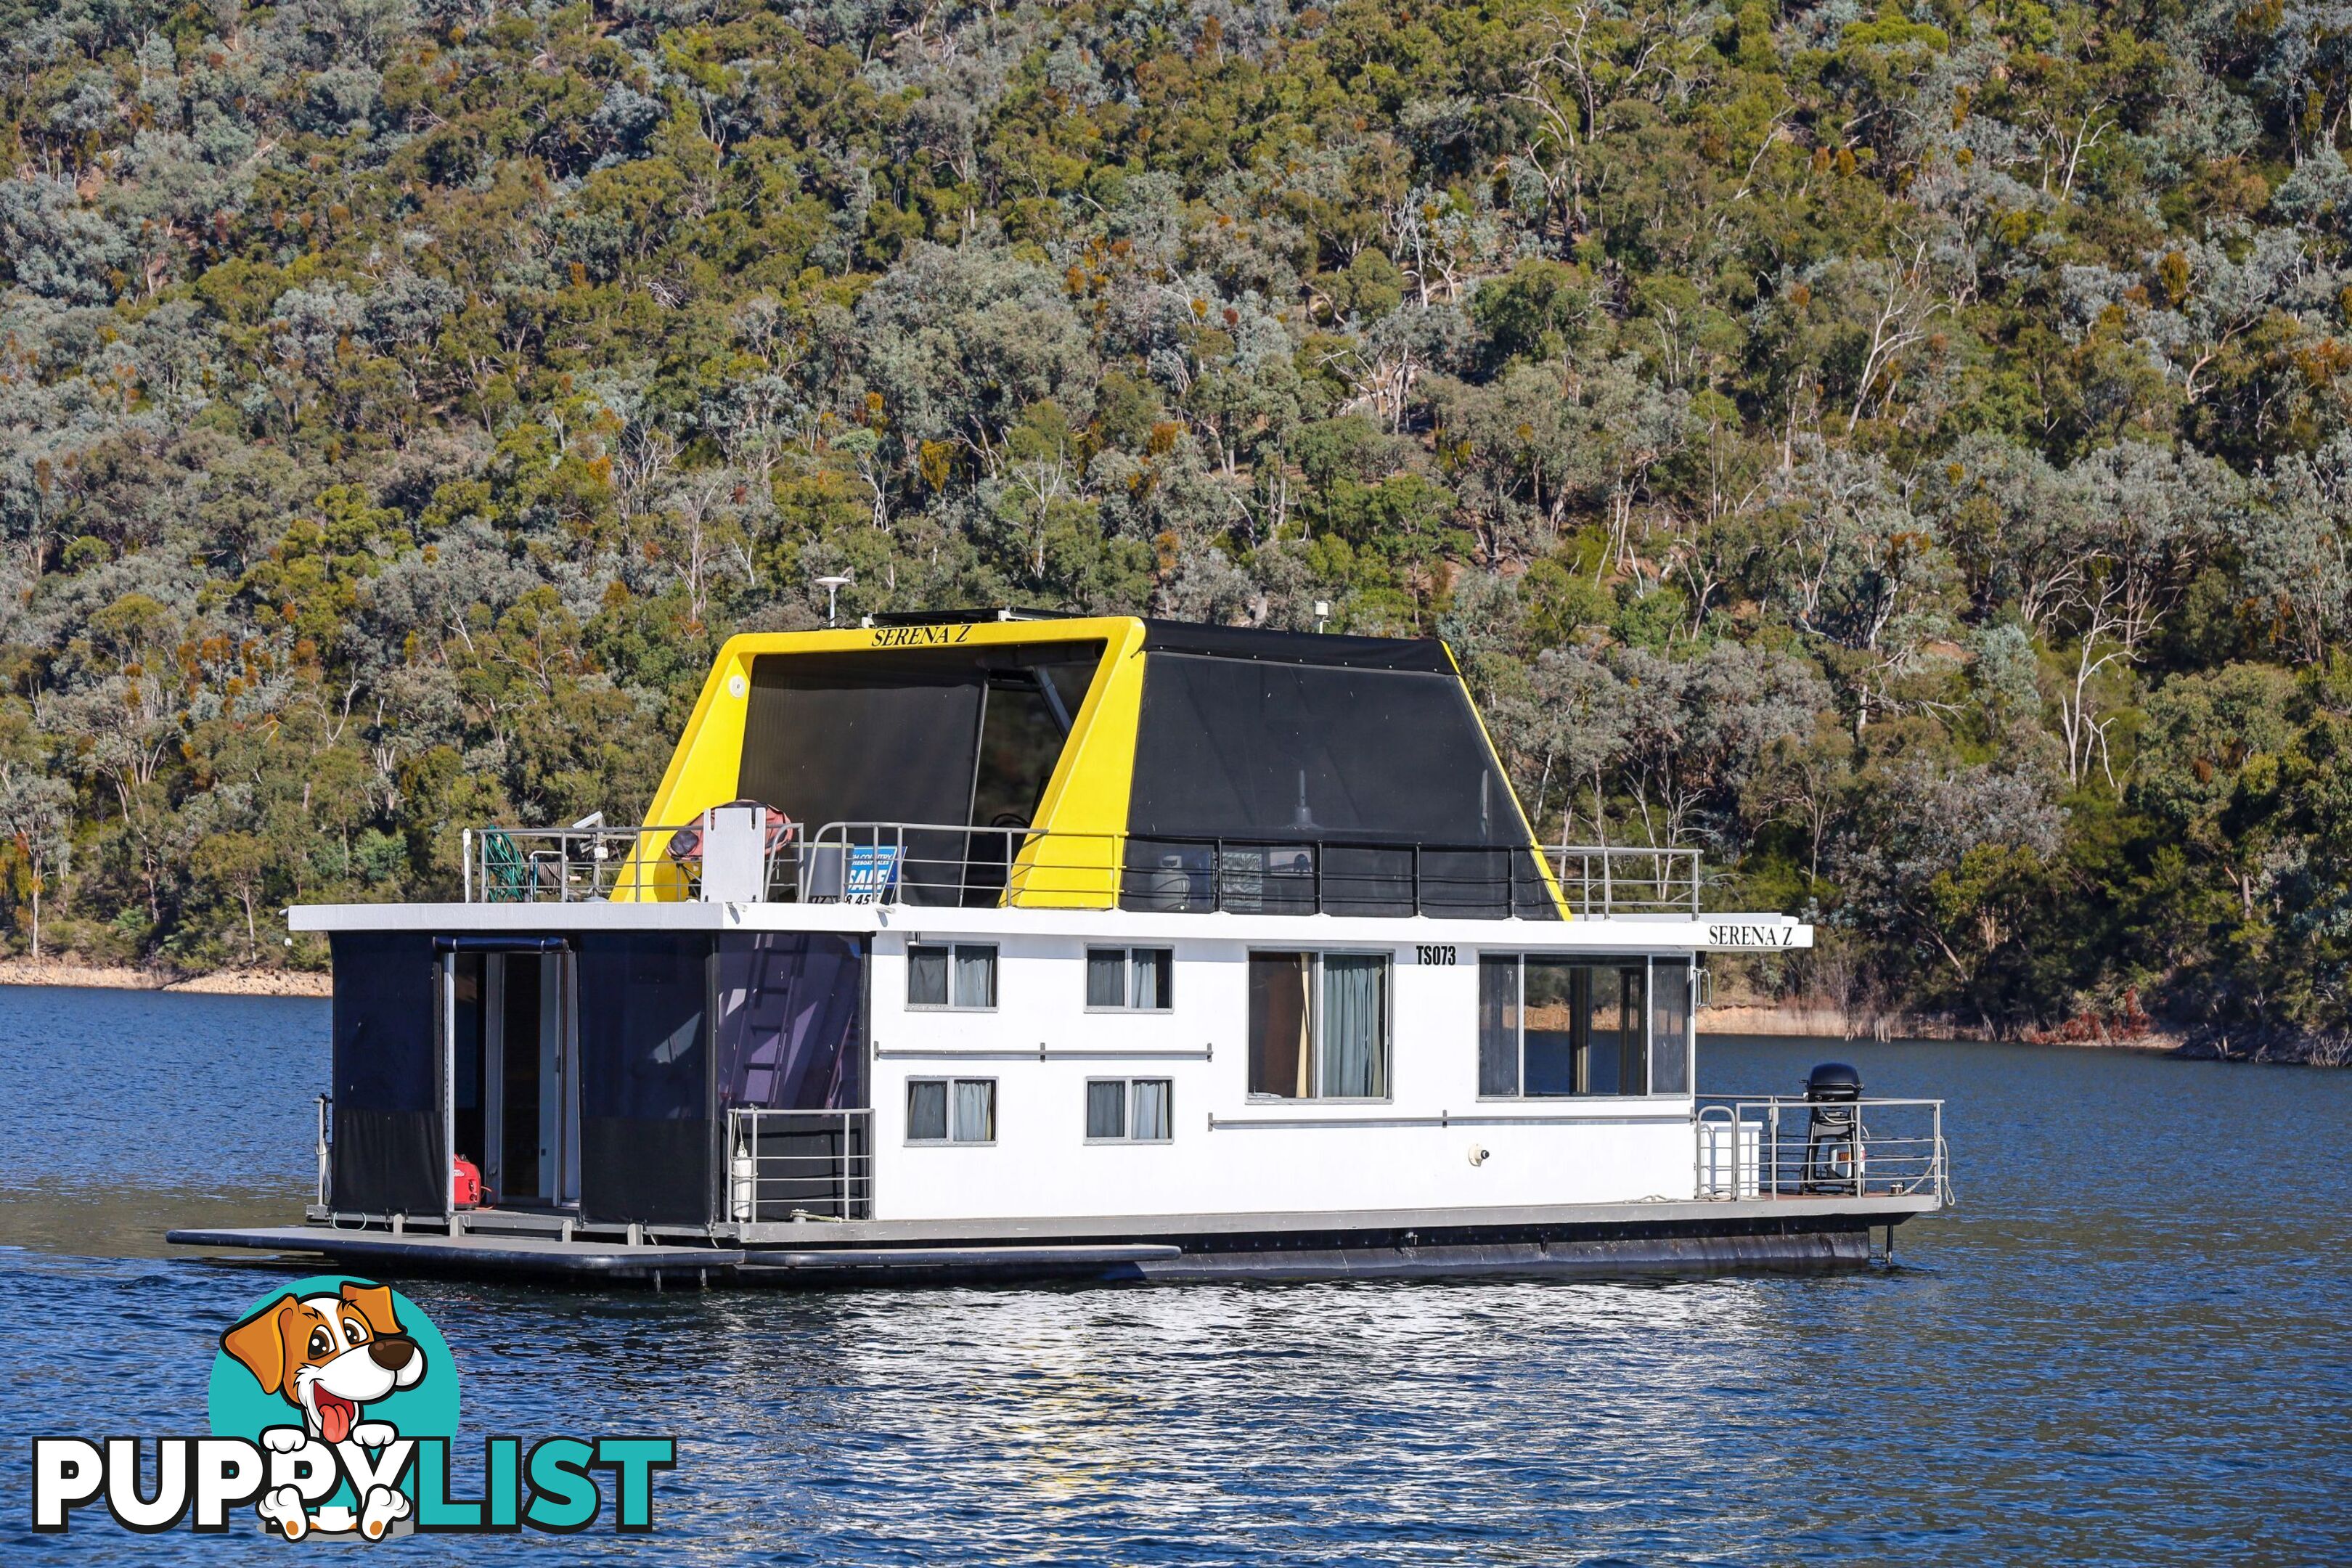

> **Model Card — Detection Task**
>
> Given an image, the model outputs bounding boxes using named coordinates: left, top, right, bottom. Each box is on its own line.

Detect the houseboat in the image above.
left=170, top=612, right=1948, bottom=1285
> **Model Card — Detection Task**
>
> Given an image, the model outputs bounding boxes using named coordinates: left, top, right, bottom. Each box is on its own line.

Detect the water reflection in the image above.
left=576, top=1279, right=1817, bottom=1564
left=0, top=1183, right=296, bottom=1258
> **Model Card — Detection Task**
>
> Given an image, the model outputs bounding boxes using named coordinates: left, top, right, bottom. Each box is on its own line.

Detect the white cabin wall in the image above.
left=868, top=931, right=1699, bottom=1223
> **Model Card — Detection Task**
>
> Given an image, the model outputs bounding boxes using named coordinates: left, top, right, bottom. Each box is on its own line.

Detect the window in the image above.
left=1086, top=947, right=1173, bottom=1010
left=1247, top=952, right=1389, bottom=1099
left=1479, top=955, right=1662, bottom=1097
left=907, top=943, right=996, bottom=1009
left=907, top=1078, right=995, bottom=1143
left=1086, top=1079, right=1174, bottom=1141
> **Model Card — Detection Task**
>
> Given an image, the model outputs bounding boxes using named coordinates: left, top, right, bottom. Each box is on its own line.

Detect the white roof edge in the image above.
left=287, top=901, right=1810, bottom=951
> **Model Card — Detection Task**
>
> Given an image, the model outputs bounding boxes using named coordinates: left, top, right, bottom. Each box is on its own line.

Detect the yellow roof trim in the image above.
left=624, top=617, right=1563, bottom=915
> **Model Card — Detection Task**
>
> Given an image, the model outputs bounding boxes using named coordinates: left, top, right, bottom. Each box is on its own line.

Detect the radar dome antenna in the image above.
left=815, top=573, right=853, bottom=627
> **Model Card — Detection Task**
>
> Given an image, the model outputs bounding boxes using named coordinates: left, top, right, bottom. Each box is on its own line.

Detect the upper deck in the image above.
left=608, top=610, right=1567, bottom=917
left=305, top=611, right=1799, bottom=936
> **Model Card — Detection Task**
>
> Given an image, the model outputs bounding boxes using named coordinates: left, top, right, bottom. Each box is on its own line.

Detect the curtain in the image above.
left=576, top=932, right=712, bottom=1225
left=736, top=651, right=985, bottom=828
left=953, top=946, right=996, bottom=1008
left=329, top=931, right=441, bottom=1215
left=1131, top=949, right=1169, bottom=1009
left=579, top=934, right=709, bottom=1120
left=908, top=946, right=949, bottom=1006
left=1086, top=1080, right=1126, bottom=1139
left=907, top=1081, right=947, bottom=1141
left=1125, top=657, right=1503, bottom=843
left=1086, top=950, right=1125, bottom=1008
left=1320, top=955, right=1387, bottom=1098
left=1131, top=1079, right=1172, bottom=1140
left=952, top=1079, right=995, bottom=1142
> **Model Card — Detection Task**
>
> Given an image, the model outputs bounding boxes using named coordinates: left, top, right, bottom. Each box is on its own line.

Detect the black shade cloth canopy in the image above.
left=736, top=644, right=1103, bottom=831
left=1125, top=653, right=1511, bottom=845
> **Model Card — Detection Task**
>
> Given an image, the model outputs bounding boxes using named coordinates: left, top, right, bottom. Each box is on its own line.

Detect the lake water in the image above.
left=1, top=987, right=2347, bottom=1564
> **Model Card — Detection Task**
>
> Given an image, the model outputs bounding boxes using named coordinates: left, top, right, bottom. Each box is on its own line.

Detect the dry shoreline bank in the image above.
left=0, top=960, right=330, bottom=997
left=1697, top=1002, right=2184, bottom=1049
left=1704, top=1000, right=2346, bottom=1066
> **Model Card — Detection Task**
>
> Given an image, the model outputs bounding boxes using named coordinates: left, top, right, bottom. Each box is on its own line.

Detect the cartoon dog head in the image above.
left=221, top=1283, right=425, bottom=1444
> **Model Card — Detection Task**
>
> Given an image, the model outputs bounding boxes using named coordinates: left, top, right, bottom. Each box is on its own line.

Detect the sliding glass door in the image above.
left=1478, top=955, right=1688, bottom=1098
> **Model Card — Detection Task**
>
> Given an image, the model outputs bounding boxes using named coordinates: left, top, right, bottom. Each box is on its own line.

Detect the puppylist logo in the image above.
left=31, top=1276, right=675, bottom=1539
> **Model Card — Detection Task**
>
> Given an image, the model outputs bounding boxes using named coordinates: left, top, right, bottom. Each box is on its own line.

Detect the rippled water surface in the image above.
left=2, top=986, right=2348, bottom=1564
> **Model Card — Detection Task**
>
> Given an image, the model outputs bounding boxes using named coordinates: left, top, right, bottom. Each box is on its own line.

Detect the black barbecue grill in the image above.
left=1802, top=1061, right=1866, bottom=1193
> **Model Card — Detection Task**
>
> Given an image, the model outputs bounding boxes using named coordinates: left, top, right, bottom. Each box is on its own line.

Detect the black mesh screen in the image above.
left=578, top=932, right=712, bottom=1225
left=1122, top=653, right=1551, bottom=917
left=739, top=644, right=1103, bottom=909
left=736, top=645, right=1105, bottom=835
left=738, top=650, right=988, bottom=830
left=716, top=933, right=866, bottom=1111
left=328, top=931, right=443, bottom=1215
left=1126, top=655, right=1508, bottom=842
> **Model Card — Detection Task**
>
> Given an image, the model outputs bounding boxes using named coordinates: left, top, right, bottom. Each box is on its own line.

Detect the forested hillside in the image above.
left=3, top=0, right=2348, bottom=1049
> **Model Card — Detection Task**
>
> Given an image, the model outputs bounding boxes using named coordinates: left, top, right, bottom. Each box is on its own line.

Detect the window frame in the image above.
left=1475, top=953, right=1691, bottom=1101
left=905, top=942, right=998, bottom=1011
left=904, top=1077, right=997, bottom=1145
left=1082, top=946, right=1175, bottom=1013
left=1244, top=948, right=1394, bottom=1103
left=1084, top=1077, right=1175, bottom=1143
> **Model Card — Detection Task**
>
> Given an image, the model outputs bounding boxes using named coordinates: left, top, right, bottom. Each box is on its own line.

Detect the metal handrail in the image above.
left=1694, top=1095, right=1947, bottom=1203
left=316, top=1093, right=332, bottom=1208
left=461, top=822, right=799, bottom=904
left=797, top=820, right=1116, bottom=908
left=1551, top=844, right=1704, bottom=915
left=727, top=1108, right=873, bottom=1222
left=457, top=817, right=1702, bottom=919
left=801, top=820, right=1559, bottom=917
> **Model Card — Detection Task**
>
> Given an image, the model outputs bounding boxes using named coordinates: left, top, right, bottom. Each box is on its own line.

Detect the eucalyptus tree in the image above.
left=2247, top=437, right=2352, bottom=665
left=0, top=772, right=73, bottom=960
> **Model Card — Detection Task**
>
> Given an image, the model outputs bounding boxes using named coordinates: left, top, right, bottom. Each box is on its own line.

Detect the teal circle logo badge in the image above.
left=207, top=1276, right=458, bottom=1540
left=32, top=1275, right=672, bottom=1537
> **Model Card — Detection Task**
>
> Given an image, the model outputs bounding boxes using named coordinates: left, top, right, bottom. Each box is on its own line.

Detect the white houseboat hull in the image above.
left=169, top=901, right=1944, bottom=1287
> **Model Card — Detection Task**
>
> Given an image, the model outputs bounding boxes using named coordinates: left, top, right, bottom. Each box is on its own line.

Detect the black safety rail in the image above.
left=1119, top=836, right=1559, bottom=919
left=465, top=817, right=1705, bottom=920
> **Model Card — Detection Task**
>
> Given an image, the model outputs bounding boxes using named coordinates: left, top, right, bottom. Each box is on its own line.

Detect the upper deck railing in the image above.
left=462, top=823, right=719, bottom=904
left=461, top=815, right=1707, bottom=920
left=1551, top=845, right=1702, bottom=916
